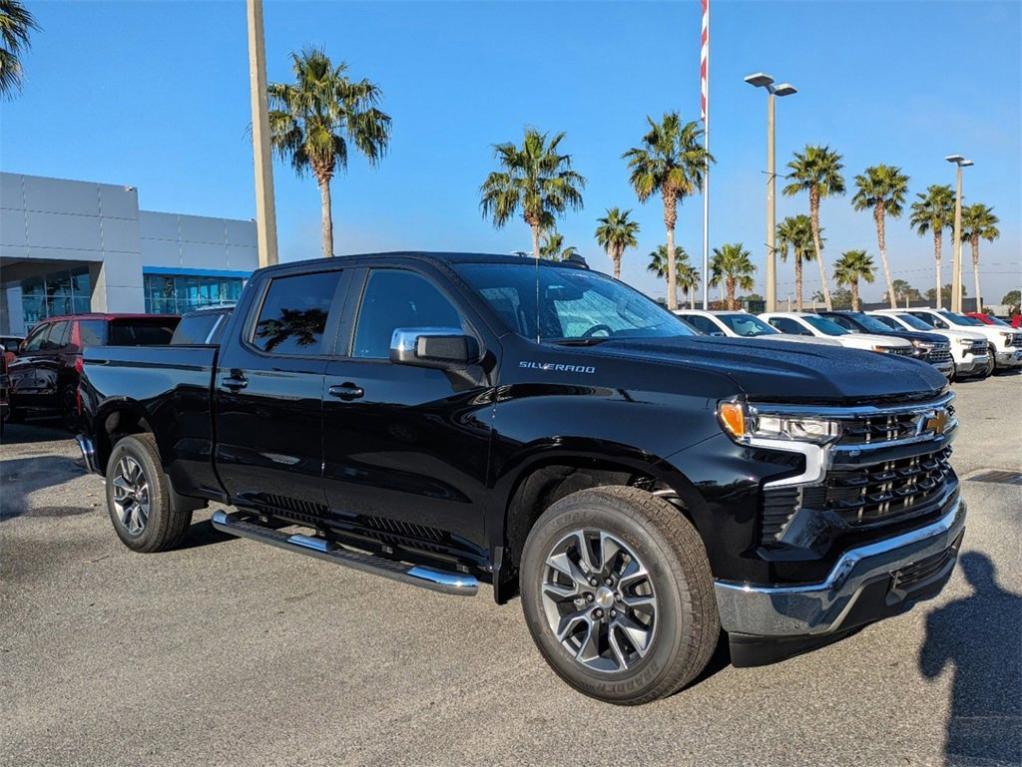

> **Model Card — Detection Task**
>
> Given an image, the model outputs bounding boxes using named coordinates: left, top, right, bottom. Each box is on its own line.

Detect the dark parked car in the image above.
left=818, top=310, right=953, bottom=377
left=76, top=253, right=962, bottom=704
left=7, top=313, right=179, bottom=428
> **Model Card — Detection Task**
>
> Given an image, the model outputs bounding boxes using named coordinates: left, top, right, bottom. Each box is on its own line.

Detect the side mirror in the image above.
left=390, top=327, right=480, bottom=369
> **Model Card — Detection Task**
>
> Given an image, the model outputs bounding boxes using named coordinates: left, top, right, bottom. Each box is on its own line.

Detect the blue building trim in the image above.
left=142, top=266, right=252, bottom=278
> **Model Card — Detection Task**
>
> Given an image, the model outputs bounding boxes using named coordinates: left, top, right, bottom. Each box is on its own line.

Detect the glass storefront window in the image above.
left=143, top=273, right=246, bottom=314
left=20, top=267, right=91, bottom=327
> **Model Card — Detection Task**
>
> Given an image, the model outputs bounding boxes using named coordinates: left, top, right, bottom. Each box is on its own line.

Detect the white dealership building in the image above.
left=0, top=172, right=259, bottom=335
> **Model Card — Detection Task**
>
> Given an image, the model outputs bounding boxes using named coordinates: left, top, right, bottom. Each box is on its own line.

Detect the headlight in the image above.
left=910, top=339, right=933, bottom=356
left=955, top=337, right=974, bottom=346
left=872, top=345, right=900, bottom=354
left=717, top=401, right=841, bottom=445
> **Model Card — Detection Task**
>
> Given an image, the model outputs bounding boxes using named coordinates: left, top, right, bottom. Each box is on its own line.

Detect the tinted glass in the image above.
left=108, top=319, right=179, bottom=346
left=769, top=317, right=809, bottom=335
left=869, top=314, right=901, bottom=330
left=853, top=314, right=900, bottom=333
left=824, top=314, right=858, bottom=331
left=23, top=325, right=48, bottom=351
left=940, top=310, right=983, bottom=327
left=353, top=270, right=464, bottom=359
left=804, top=315, right=850, bottom=335
left=910, top=312, right=943, bottom=328
left=682, top=315, right=720, bottom=335
left=171, top=312, right=222, bottom=345
left=78, top=320, right=107, bottom=347
left=718, top=314, right=778, bottom=337
left=455, top=263, right=695, bottom=342
left=43, top=321, right=70, bottom=350
left=252, top=271, right=341, bottom=355
left=986, top=316, right=1009, bottom=327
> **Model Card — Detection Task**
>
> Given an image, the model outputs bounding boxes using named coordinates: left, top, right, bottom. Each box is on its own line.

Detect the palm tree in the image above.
left=909, top=184, right=955, bottom=309
left=269, top=49, right=391, bottom=258
left=833, top=250, right=875, bottom=311
left=852, top=164, right=909, bottom=309
left=961, top=204, right=1000, bottom=313
left=886, top=278, right=920, bottom=308
left=594, top=208, right=640, bottom=280
left=677, top=262, right=701, bottom=309
left=538, top=231, right=579, bottom=262
left=775, top=214, right=817, bottom=311
left=647, top=244, right=691, bottom=305
left=624, top=113, right=712, bottom=310
left=710, top=243, right=756, bottom=311
left=783, top=145, right=845, bottom=310
left=0, top=0, right=38, bottom=98
left=480, top=129, right=585, bottom=260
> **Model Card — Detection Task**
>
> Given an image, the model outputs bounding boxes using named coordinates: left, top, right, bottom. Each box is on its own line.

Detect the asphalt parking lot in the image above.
left=2, top=373, right=1020, bottom=767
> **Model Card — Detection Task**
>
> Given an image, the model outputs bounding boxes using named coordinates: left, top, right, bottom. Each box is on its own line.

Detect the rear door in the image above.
left=214, top=267, right=347, bottom=515
left=321, top=265, right=494, bottom=549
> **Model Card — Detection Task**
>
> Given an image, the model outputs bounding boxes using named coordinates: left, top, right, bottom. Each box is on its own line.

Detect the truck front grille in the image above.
left=1007, top=333, right=1022, bottom=348
left=837, top=403, right=955, bottom=446
left=967, top=339, right=987, bottom=354
left=886, top=346, right=914, bottom=356
left=925, top=346, right=952, bottom=364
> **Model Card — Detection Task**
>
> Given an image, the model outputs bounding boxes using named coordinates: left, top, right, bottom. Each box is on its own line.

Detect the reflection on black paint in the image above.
left=254, top=308, right=328, bottom=352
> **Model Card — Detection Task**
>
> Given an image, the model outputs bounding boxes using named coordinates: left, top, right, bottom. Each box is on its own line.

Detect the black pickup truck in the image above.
left=77, top=252, right=964, bottom=704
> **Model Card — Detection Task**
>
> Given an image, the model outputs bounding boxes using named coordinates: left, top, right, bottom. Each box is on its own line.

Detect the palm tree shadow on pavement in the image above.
left=919, top=552, right=1021, bottom=766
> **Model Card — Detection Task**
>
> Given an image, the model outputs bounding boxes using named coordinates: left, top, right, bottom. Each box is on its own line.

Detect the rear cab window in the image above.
left=171, top=312, right=226, bottom=345
left=108, top=318, right=179, bottom=345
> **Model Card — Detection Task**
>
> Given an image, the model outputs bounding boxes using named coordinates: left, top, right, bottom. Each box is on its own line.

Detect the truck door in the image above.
left=321, top=266, right=494, bottom=550
left=214, top=267, right=347, bottom=514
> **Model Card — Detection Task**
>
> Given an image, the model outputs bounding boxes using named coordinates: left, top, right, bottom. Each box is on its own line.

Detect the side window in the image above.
left=828, top=315, right=856, bottom=331
left=171, top=313, right=220, bottom=345
left=910, top=312, right=937, bottom=328
left=872, top=315, right=898, bottom=330
left=251, top=271, right=342, bottom=355
left=78, top=320, right=106, bottom=347
left=686, top=316, right=719, bottom=335
left=352, top=270, right=464, bottom=359
left=770, top=317, right=807, bottom=335
left=43, top=321, right=70, bottom=350
left=23, top=324, right=49, bottom=351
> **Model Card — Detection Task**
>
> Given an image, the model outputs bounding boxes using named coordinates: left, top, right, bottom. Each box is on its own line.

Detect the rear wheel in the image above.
left=106, top=433, right=192, bottom=552
left=520, top=486, right=719, bottom=705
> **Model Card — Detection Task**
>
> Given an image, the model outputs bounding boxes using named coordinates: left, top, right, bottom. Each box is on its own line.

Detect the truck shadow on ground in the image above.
left=919, top=552, right=1021, bottom=766
left=1, top=419, right=73, bottom=446
left=0, top=455, right=92, bottom=520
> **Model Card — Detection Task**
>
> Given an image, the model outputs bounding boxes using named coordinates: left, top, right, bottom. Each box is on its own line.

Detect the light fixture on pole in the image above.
left=746, top=73, right=797, bottom=312
left=945, top=154, right=972, bottom=313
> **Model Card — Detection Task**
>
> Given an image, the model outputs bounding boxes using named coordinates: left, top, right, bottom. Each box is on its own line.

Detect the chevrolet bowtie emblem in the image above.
left=925, top=409, right=951, bottom=434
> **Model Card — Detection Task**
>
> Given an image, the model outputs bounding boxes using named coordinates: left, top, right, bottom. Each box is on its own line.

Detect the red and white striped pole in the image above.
left=700, top=0, right=710, bottom=309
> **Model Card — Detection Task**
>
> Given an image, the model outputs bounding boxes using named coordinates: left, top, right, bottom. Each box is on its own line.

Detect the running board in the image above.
left=211, top=510, right=479, bottom=596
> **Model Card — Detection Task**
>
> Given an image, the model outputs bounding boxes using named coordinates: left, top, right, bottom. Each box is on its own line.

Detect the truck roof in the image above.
left=257, top=251, right=590, bottom=275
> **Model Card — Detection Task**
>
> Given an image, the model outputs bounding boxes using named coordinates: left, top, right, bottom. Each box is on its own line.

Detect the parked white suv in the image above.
left=902, top=308, right=1022, bottom=374
left=675, top=310, right=842, bottom=346
left=759, top=312, right=914, bottom=354
left=868, top=310, right=991, bottom=379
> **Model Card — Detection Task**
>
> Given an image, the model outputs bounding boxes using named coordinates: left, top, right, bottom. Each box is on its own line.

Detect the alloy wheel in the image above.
left=111, top=456, right=150, bottom=536
left=540, top=529, right=658, bottom=673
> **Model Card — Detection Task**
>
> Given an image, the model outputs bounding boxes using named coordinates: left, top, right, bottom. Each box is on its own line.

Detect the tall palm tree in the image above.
left=624, top=113, right=712, bottom=310
left=480, top=129, right=585, bottom=260
left=909, top=184, right=955, bottom=309
left=594, top=207, right=640, bottom=280
left=775, top=214, right=817, bottom=311
left=677, top=262, right=701, bottom=310
left=269, top=49, right=391, bottom=258
left=960, top=204, right=1000, bottom=313
left=783, top=145, right=845, bottom=310
left=710, top=243, right=756, bottom=311
left=834, top=250, right=875, bottom=311
left=852, top=164, right=909, bottom=309
left=538, top=231, right=579, bottom=262
left=0, top=0, right=38, bottom=98
left=647, top=244, right=690, bottom=305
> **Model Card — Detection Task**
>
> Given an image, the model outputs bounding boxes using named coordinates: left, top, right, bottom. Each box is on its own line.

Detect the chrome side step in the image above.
left=211, top=510, right=479, bottom=596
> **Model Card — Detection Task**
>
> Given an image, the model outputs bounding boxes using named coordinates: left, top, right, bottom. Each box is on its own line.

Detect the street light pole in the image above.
left=246, top=0, right=278, bottom=268
left=945, top=155, right=972, bottom=313
left=746, top=73, right=796, bottom=313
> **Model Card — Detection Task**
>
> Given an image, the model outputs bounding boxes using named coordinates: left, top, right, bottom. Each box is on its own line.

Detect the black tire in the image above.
left=105, top=433, right=192, bottom=553
left=520, top=486, right=719, bottom=705
left=982, top=346, right=996, bottom=377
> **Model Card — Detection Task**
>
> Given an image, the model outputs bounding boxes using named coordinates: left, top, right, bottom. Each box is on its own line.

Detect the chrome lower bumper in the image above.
left=995, top=349, right=1022, bottom=366
left=714, top=498, right=965, bottom=637
left=75, top=434, right=99, bottom=474
left=956, top=354, right=987, bottom=373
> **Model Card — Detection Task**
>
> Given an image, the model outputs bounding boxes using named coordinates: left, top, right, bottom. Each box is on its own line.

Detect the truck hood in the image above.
left=834, top=332, right=912, bottom=350
left=583, top=335, right=947, bottom=403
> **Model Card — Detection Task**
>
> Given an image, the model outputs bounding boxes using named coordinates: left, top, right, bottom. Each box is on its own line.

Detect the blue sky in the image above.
left=2, top=0, right=1019, bottom=303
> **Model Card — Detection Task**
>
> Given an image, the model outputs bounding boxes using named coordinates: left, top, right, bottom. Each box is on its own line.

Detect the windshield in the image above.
left=854, top=314, right=903, bottom=334
left=454, top=263, right=696, bottom=342
left=894, top=313, right=933, bottom=331
left=986, top=316, right=1010, bottom=327
left=804, top=315, right=850, bottom=336
left=939, top=310, right=984, bottom=327
left=717, top=314, right=778, bottom=337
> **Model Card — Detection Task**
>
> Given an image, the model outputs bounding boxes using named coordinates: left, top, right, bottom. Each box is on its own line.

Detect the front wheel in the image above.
left=520, top=486, right=719, bottom=705
left=105, top=433, right=192, bottom=552
left=983, top=346, right=996, bottom=377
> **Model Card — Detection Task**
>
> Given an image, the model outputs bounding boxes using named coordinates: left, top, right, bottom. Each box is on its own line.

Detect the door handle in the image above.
left=328, top=382, right=364, bottom=401
left=221, top=373, right=248, bottom=391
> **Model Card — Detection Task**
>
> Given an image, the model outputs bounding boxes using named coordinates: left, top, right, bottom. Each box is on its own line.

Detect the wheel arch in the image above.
left=92, top=398, right=155, bottom=475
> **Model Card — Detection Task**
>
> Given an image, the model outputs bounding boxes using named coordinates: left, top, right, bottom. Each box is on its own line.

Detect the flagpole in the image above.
left=700, top=0, right=710, bottom=309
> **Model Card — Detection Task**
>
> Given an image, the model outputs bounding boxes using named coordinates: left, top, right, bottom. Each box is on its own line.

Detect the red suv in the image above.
left=6, top=313, right=179, bottom=429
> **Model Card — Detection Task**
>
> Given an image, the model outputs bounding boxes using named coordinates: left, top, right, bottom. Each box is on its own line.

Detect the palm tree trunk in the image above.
left=875, top=205, right=896, bottom=309
left=530, top=223, right=541, bottom=261
left=318, top=176, right=334, bottom=258
left=971, top=238, right=982, bottom=313
left=810, top=189, right=832, bottom=310
left=612, top=248, right=622, bottom=280
left=663, top=192, right=678, bottom=310
left=726, top=276, right=736, bottom=310
left=795, top=255, right=804, bottom=311
left=933, top=230, right=943, bottom=309
left=851, top=280, right=860, bottom=311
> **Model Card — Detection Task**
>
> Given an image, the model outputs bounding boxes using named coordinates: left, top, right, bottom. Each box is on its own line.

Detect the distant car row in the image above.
left=674, top=308, right=1022, bottom=381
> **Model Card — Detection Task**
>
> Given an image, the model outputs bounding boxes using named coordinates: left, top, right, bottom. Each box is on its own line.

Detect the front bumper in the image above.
left=995, top=349, right=1022, bottom=367
left=955, top=353, right=988, bottom=374
left=714, top=496, right=965, bottom=638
